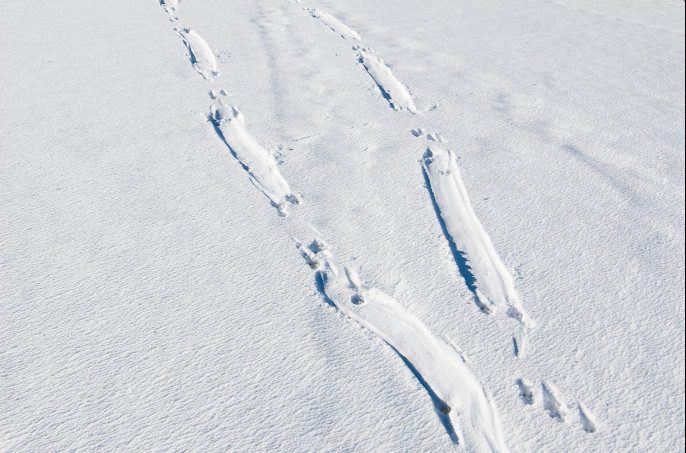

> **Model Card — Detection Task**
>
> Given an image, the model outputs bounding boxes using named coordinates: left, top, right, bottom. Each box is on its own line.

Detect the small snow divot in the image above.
left=541, top=382, right=568, bottom=422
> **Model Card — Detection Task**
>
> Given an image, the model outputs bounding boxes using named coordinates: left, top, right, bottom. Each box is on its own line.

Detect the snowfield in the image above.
left=1, top=0, right=684, bottom=451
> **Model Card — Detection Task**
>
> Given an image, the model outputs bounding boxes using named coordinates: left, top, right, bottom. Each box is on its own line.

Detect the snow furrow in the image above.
left=299, top=240, right=509, bottom=452
left=211, top=103, right=299, bottom=216
left=422, top=140, right=532, bottom=329
left=357, top=47, right=417, bottom=113
left=516, top=378, right=535, bottom=405
left=309, top=8, right=361, bottom=41
left=541, top=382, right=568, bottom=422
left=578, top=403, right=598, bottom=433
left=177, top=28, right=218, bottom=79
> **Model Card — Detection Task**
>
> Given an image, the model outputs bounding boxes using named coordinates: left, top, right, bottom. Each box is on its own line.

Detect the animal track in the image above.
left=516, top=378, right=535, bottom=405
left=300, top=240, right=509, bottom=450
left=357, top=47, right=417, bottom=114
left=578, top=403, right=598, bottom=433
left=309, top=8, right=361, bottom=41
left=541, top=381, right=568, bottom=422
left=153, top=0, right=601, bottom=445
left=211, top=101, right=300, bottom=216
left=515, top=379, right=598, bottom=433
left=177, top=28, right=219, bottom=79
left=421, top=137, right=533, bottom=344
left=305, top=6, right=417, bottom=114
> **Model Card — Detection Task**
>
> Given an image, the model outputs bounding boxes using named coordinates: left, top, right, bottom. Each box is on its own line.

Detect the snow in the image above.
left=309, top=8, right=362, bottom=41
left=211, top=102, right=300, bottom=216
left=308, top=243, right=508, bottom=451
left=422, top=139, right=532, bottom=328
left=178, top=28, right=219, bottom=79
left=0, top=0, right=683, bottom=451
left=357, top=46, right=418, bottom=114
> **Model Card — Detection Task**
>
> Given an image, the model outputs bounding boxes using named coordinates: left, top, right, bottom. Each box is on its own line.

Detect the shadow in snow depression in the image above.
left=314, top=271, right=459, bottom=445
left=421, top=166, right=489, bottom=314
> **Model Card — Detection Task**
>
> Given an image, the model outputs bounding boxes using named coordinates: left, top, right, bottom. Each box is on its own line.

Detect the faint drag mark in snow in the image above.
left=578, top=403, right=598, bottom=433
left=549, top=1, right=684, bottom=36
left=253, top=4, right=294, bottom=130
left=560, top=144, right=636, bottom=200
left=541, top=381, right=568, bottom=422
left=512, top=328, right=528, bottom=357
left=516, top=378, right=535, bottom=405
left=309, top=8, right=362, bottom=41
left=210, top=101, right=300, bottom=216
left=298, top=239, right=510, bottom=452
left=301, top=5, right=417, bottom=114
left=356, top=47, right=418, bottom=114
left=176, top=28, right=219, bottom=79
left=420, top=137, right=534, bottom=344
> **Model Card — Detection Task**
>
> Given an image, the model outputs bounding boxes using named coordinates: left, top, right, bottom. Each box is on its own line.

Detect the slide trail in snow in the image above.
left=211, top=101, right=300, bottom=216
left=309, top=8, right=361, bottom=41
left=298, top=239, right=509, bottom=452
left=421, top=138, right=533, bottom=332
left=578, top=403, right=598, bottom=433
left=357, top=46, right=418, bottom=114
left=304, top=6, right=417, bottom=114
left=177, top=28, right=219, bottom=79
left=541, top=381, right=568, bottom=422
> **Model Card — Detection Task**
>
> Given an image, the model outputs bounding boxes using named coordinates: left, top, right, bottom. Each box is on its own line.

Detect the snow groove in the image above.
left=309, top=8, right=361, bottom=41
left=357, top=46, right=418, bottom=114
left=421, top=139, right=533, bottom=331
left=298, top=239, right=510, bottom=452
left=541, top=381, right=568, bottom=422
left=304, top=6, right=417, bottom=114
left=177, top=28, right=219, bottom=79
left=578, top=403, right=598, bottom=433
left=211, top=101, right=300, bottom=216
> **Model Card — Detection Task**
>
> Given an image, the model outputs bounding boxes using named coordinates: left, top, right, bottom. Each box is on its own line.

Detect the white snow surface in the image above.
left=0, top=0, right=684, bottom=451
left=312, top=248, right=508, bottom=451
left=211, top=103, right=299, bottom=216
left=422, top=140, right=532, bottom=327
left=178, top=27, right=218, bottom=79
left=309, top=8, right=362, bottom=41
left=358, top=46, right=418, bottom=114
